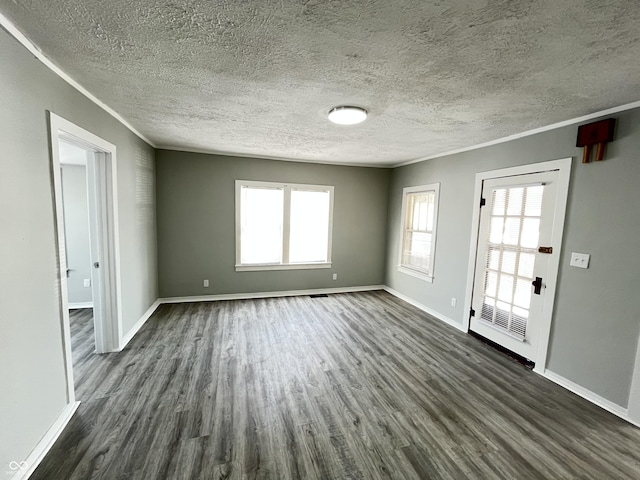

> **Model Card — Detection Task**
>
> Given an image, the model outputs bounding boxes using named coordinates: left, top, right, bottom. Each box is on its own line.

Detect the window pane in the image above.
left=487, top=248, right=500, bottom=270
left=521, top=218, right=540, bottom=248
left=492, top=189, right=506, bottom=216
left=502, top=250, right=516, bottom=274
left=289, top=190, right=330, bottom=263
left=240, top=187, right=283, bottom=264
left=489, top=217, right=504, bottom=244
left=484, top=270, right=498, bottom=298
left=426, top=196, right=435, bottom=230
left=407, top=192, right=435, bottom=232
left=503, top=218, right=520, bottom=245
left=402, top=231, right=431, bottom=270
left=413, top=200, right=424, bottom=230
left=400, top=186, right=438, bottom=276
left=497, top=274, right=514, bottom=303
left=506, top=187, right=524, bottom=216
left=514, top=278, right=532, bottom=309
left=524, top=186, right=544, bottom=216
left=518, top=252, right=535, bottom=278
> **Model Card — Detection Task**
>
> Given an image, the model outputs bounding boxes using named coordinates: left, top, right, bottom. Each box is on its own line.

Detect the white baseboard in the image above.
left=68, top=302, right=93, bottom=310
left=383, top=287, right=466, bottom=332
left=118, top=299, right=160, bottom=351
left=159, top=285, right=385, bottom=305
left=542, top=370, right=640, bottom=427
left=12, top=401, right=80, bottom=480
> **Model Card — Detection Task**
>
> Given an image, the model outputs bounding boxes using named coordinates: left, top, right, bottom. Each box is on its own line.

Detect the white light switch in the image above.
left=203, top=279, right=209, bottom=287
left=83, top=278, right=91, bottom=288
left=570, top=252, right=590, bottom=269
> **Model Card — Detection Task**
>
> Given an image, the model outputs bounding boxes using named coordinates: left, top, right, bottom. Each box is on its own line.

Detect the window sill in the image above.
left=397, top=265, right=434, bottom=283
left=236, top=262, right=332, bottom=272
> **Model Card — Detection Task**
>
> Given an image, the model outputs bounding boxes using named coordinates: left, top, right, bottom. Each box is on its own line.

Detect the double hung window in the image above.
left=236, top=180, right=334, bottom=271
left=398, top=183, right=440, bottom=282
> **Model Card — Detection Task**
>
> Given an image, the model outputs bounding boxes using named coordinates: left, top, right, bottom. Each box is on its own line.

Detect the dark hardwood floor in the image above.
left=35, top=291, right=640, bottom=479
left=68, top=307, right=96, bottom=398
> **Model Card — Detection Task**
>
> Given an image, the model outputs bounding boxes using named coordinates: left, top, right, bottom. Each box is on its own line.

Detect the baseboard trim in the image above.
left=159, top=285, right=385, bottom=305
left=383, top=287, right=465, bottom=333
left=14, top=401, right=80, bottom=480
left=118, top=299, right=161, bottom=351
left=68, top=302, right=93, bottom=310
left=541, top=370, right=639, bottom=426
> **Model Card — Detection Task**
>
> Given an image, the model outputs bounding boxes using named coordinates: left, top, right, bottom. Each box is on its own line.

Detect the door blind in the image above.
left=479, top=185, right=544, bottom=340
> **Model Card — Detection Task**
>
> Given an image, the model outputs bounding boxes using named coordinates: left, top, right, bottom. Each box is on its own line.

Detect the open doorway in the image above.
left=60, top=141, right=93, bottom=311
left=49, top=113, right=122, bottom=403
left=59, top=141, right=96, bottom=391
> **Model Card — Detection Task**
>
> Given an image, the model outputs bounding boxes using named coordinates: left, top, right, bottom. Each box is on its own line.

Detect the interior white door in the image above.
left=85, top=151, right=105, bottom=351
left=469, top=170, right=560, bottom=362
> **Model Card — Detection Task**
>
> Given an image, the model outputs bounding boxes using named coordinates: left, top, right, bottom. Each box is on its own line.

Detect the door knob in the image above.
left=532, top=276, right=543, bottom=295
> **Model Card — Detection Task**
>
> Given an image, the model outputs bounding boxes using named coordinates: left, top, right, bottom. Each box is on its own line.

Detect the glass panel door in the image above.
left=479, top=184, right=544, bottom=340
left=470, top=170, right=559, bottom=362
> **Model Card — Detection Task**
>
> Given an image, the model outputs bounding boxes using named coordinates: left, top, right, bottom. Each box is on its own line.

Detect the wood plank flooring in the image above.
left=68, top=307, right=97, bottom=398
left=34, top=291, right=640, bottom=479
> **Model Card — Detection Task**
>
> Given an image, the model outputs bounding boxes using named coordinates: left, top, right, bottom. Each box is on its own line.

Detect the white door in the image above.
left=469, top=170, right=561, bottom=362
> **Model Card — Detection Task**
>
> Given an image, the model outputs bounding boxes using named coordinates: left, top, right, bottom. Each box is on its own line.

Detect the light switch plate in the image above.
left=570, top=252, right=590, bottom=269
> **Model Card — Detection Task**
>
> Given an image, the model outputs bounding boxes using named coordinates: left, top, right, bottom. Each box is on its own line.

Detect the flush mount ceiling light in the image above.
left=328, top=106, right=368, bottom=125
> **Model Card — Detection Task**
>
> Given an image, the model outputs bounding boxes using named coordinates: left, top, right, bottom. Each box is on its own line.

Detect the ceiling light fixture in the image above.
left=328, top=106, right=368, bottom=125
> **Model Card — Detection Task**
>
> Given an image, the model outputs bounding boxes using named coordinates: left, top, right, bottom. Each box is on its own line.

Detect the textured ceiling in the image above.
left=3, top=1, right=640, bottom=166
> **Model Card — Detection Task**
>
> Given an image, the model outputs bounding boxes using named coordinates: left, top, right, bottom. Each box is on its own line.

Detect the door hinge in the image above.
left=470, top=308, right=476, bottom=317
left=480, top=198, right=486, bottom=207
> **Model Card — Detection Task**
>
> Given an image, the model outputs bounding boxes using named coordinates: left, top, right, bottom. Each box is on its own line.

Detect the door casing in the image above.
left=49, top=112, right=123, bottom=403
left=463, top=158, right=572, bottom=374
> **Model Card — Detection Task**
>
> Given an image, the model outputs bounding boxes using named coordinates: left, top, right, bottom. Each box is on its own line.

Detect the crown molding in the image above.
left=0, top=12, right=155, bottom=147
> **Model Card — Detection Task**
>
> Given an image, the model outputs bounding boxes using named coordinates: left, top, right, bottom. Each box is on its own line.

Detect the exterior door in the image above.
left=469, top=170, right=561, bottom=362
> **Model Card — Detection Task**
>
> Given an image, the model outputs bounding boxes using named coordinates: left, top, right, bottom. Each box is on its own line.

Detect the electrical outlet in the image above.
left=203, top=279, right=209, bottom=287
left=332, top=273, right=337, bottom=280
left=451, top=297, right=457, bottom=307
left=83, top=278, right=91, bottom=288
left=570, top=252, right=590, bottom=269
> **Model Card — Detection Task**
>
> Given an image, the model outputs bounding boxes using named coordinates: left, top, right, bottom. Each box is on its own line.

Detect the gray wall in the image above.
left=0, top=28, right=158, bottom=474
left=386, top=108, right=640, bottom=408
left=156, top=150, right=390, bottom=297
left=61, top=165, right=92, bottom=305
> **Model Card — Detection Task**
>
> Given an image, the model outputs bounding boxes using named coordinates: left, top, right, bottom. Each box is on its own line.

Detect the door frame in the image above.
left=49, top=112, right=123, bottom=401
left=462, top=158, right=572, bottom=374
left=628, top=339, right=640, bottom=425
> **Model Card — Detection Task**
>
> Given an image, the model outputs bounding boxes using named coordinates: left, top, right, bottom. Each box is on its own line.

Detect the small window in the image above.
left=398, top=183, right=440, bottom=282
left=236, top=180, right=334, bottom=271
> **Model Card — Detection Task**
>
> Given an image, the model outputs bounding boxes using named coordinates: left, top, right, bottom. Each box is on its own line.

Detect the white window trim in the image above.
left=397, top=183, right=440, bottom=283
left=235, top=180, right=334, bottom=271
